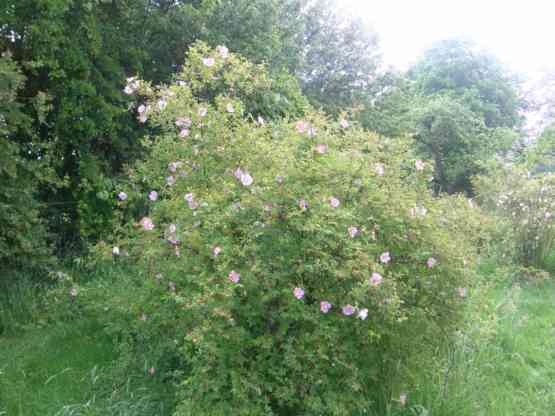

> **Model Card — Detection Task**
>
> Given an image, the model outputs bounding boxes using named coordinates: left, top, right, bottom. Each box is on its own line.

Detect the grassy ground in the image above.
left=409, top=279, right=555, bottom=416
left=0, top=319, right=173, bottom=416
left=1, top=275, right=554, bottom=415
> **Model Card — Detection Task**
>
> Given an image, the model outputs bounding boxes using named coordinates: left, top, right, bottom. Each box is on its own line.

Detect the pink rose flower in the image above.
left=340, top=118, right=349, bottom=129
left=140, top=217, right=154, bottom=231
left=315, top=143, right=328, bottom=154
left=342, top=304, right=355, bottom=316
left=229, top=270, right=240, bottom=283
left=118, top=191, right=128, bottom=201
left=369, top=272, right=383, bottom=286
left=320, top=301, right=332, bottom=313
left=293, top=287, right=305, bottom=300
left=166, top=175, right=175, bottom=186
left=329, top=197, right=340, bottom=208
left=217, top=45, right=229, bottom=59
left=240, top=173, right=253, bottom=187
left=179, top=128, right=190, bottom=138
left=427, top=257, right=437, bottom=268
left=415, top=160, right=425, bottom=171
left=380, top=252, right=391, bottom=264
left=213, top=246, right=222, bottom=257
left=374, top=163, right=385, bottom=176
left=148, top=191, right=158, bottom=201
left=203, top=57, right=215, bottom=67
left=299, top=199, right=308, bottom=211
left=137, top=104, right=147, bottom=114
left=348, top=226, right=358, bottom=238
left=226, top=103, right=235, bottom=113
left=295, top=120, right=307, bottom=133
left=175, top=117, right=192, bottom=127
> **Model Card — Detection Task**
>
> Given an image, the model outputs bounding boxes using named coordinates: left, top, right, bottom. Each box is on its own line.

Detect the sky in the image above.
left=338, top=0, right=555, bottom=76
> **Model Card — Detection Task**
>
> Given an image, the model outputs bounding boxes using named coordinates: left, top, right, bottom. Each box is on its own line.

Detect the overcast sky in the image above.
left=338, top=0, right=554, bottom=76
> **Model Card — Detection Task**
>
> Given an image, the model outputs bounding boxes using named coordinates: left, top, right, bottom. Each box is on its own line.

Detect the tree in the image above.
left=408, top=39, right=524, bottom=194
left=0, top=52, right=52, bottom=277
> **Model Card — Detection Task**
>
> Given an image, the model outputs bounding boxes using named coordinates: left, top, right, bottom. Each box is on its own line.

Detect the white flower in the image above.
left=357, top=308, right=368, bottom=320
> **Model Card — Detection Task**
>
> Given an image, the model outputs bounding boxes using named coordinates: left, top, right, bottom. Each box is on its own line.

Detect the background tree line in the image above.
left=1, top=0, right=543, bottom=280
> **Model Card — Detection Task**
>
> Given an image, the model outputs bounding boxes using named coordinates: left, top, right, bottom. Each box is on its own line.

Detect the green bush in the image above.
left=63, top=44, right=483, bottom=415
left=474, top=161, right=555, bottom=270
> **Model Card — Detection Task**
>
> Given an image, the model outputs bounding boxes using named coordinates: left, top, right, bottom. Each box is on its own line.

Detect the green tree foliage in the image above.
left=410, top=39, right=523, bottom=130
left=0, top=52, right=52, bottom=278
left=528, top=124, right=555, bottom=173
left=408, top=39, right=524, bottom=194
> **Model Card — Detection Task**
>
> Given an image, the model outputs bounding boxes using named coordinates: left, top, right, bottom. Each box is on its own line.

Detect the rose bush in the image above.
left=62, top=44, right=483, bottom=415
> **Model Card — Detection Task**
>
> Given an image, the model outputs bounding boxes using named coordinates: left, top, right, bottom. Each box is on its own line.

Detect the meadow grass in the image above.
left=1, top=267, right=553, bottom=415
left=405, top=279, right=555, bottom=416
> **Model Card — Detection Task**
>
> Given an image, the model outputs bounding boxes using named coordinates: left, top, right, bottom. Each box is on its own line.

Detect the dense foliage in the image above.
left=0, top=52, right=52, bottom=279
left=53, top=45, right=482, bottom=415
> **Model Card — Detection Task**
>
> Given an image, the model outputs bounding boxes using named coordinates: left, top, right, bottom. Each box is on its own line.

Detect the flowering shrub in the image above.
left=474, top=161, right=555, bottom=269
left=98, top=44, right=481, bottom=415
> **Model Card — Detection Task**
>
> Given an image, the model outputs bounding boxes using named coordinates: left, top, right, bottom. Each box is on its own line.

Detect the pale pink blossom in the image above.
left=340, top=119, right=349, bottom=129
left=168, top=162, right=179, bottom=173
left=342, top=304, right=355, bottom=316
left=184, top=193, right=194, bottom=203
left=380, top=252, right=391, bottom=264
left=374, top=163, right=385, bottom=176
left=357, top=308, right=368, bottom=320
left=217, top=45, right=229, bottom=59
left=234, top=167, right=244, bottom=179
left=457, top=287, right=468, bottom=298
left=124, top=85, right=134, bottom=95
left=369, top=272, right=383, bottom=286
left=293, top=287, right=305, bottom=300
left=118, top=192, right=128, bottom=201
left=226, top=103, right=235, bottom=113
left=157, top=99, right=167, bottom=110
left=149, top=191, right=158, bottom=201
left=166, top=175, right=175, bottom=186
left=137, top=104, right=147, bottom=114
left=203, top=57, right=215, bottom=67
left=213, top=246, right=222, bottom=257
left=140, top=217, right=154, bottom=231
left=348, top=226, right=358, bottom=238
left=427, top=257, right=437, bottom=269
left=179, top=128, right=190, bottom=138
left=175, top=117, right=192, bottom=127
left=315, top=143, right=328, bottom=154
left=295, top=120, right=308, bottom=133
left=415, top=160, right=425, bottom=171
left=320, top=301, right=332, bottom=313
left=308, top=127, right=317, bottom=137
left=240, top=173, right=253, bottom=187
left=229, top=270, right=240, bottom=283
left=329, top=197, right=340, bottom=208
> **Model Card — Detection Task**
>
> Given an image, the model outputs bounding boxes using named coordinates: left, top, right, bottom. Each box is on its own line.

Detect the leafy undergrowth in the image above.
left=405, top=279, right=555, bottom=416
left=0, top=319, right=174, bottom=416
